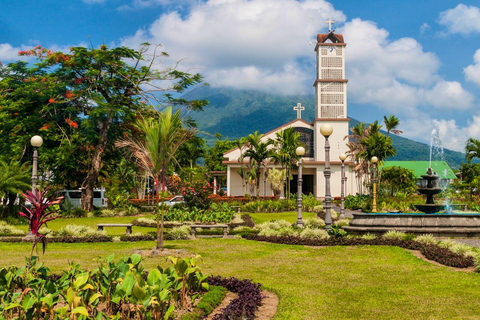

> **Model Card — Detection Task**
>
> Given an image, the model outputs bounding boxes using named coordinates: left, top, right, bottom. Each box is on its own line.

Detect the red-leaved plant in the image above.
left=19, top=188, right=63, bottom=270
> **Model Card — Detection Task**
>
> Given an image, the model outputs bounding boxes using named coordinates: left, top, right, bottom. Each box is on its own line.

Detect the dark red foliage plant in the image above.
left=19, top=187, right=63, bottom=270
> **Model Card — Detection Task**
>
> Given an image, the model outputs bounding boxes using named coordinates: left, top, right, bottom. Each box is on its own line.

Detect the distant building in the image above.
left=223, top=24, right=358, bottom=198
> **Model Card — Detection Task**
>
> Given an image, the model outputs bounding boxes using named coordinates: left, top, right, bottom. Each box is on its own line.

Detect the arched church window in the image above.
left=293, top=127, right=314, bottom=157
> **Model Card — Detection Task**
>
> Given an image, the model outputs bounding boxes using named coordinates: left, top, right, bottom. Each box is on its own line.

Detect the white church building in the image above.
left=223, top=25, right=358, bottom=199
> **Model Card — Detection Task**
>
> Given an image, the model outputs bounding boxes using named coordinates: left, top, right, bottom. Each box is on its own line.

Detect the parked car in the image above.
left=159, top=196, right=185, bottom=207
left=60, top=189, right=108, bottom=209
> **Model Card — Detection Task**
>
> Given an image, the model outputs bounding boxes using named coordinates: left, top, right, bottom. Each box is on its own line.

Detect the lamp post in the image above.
left=295, top=146, right=305, bottom=227
left=31, top=135, right=43, bottom=193
left=339, top=153, right=347, bottom=219
left=371, top=156, right=378, bottom=213
left=320, top=124, right=333, bottom=230
left=25, top=135, right=43, bottom=239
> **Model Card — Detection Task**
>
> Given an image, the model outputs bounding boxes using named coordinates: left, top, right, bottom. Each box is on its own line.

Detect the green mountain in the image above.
left=182, top=86, right=466, bottom=169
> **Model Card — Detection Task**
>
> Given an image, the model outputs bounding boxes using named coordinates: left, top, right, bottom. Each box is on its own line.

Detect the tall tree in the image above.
left=268, top=127, right=301, bottom=199
left=8, top=44, right=206, bottom=211
left=383, top=115, right=402, bottom=137
left=465, top=138, right=480, bottom=163
left=243, top=131, right=272, bottom=198
left=116, top=107, right=194, bottom=250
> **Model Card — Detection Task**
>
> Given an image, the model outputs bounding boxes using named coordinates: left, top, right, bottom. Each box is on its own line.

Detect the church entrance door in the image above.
left=290, top=175, right=314, bottom=195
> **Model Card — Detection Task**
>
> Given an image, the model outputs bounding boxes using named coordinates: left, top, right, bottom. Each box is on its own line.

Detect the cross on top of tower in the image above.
left=325, top=18, right=335, bottom=32
left=293, top=103, right=305, bottom=119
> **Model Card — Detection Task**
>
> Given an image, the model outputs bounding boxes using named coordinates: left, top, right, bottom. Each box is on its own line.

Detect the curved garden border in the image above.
left=246, top=235, right=475, bottom=269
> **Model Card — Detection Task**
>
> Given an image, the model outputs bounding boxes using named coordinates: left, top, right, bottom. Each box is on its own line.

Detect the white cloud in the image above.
left=341, top=19, right=474, bottom=114
left=121, top=0, right=346, bottom=93
left=438, top=4, right=480, bottom=35
left=420, top=22, right=430, bottom=34
left=424, top=80, right=474, bottom=109
left=464, top=49, right=480, bottom=87
left=401, top=114, right=480, bottom=152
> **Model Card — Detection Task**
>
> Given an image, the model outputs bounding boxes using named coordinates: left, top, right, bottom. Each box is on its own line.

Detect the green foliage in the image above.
left=380, top=166, right=417, bottom=197
left=327, top=225, right=348, bottom=238
left=0, top=160, right=31, bottom=217
left=344, top=194, right=369, bottom=210
left=0, top=254, right=209, bottom=319
left=242, top=195, right=323, bottom=213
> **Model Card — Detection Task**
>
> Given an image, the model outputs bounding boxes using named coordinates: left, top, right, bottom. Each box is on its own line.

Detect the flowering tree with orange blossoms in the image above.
left=0, top=44, right=207, bottom=211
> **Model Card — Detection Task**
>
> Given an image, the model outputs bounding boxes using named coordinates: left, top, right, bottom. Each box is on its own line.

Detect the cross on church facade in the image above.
left=325, top=18, right=335, bottom=32
left=293, top=103, right=305, bottom=119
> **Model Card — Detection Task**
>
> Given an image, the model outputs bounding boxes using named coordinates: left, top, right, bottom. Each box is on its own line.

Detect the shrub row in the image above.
left=206, top=276, right=263, bottom=320
left=246, top=235, right=474, bottom=269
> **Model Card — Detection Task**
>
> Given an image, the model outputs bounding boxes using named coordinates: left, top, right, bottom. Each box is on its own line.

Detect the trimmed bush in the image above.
left=168, top=225, right=191, bottom=240
left=299, top=228, right=330, bottom=240
left=303, top=216, right=325, bottom=229
left=382, top=230, right=405, bottom=240
left=0, top=221, right=26, bottom=236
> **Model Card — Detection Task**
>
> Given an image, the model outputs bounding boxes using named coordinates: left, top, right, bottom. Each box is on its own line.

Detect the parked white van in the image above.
left=60, top=189, right=108, bottom=209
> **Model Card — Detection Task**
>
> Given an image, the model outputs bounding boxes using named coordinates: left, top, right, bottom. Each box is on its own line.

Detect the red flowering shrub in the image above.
left=181, top=181, right=213, bottom=210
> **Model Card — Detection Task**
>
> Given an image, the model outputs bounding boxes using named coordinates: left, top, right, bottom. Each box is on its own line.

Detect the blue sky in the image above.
left=2, top=0, right=480, bottom=152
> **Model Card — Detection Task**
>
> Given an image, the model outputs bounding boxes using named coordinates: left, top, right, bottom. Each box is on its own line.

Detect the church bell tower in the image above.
left=313, top=19, right=350, bottom=162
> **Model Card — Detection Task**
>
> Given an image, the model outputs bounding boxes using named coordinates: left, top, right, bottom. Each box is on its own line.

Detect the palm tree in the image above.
left=0, top=160, right=31, bottom=217
left=116, top=106, right=194, bottom=250
left=383, top=115, right=402, bottom=137
left=465, top=138, right=480, bottom=163
left=243, top=131, right=272, bottom=198
left=268, top=127, right=301, bottom=199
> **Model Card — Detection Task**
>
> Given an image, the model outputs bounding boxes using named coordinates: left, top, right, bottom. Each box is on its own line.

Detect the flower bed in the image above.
left=206, top=276, right=263, bottom=320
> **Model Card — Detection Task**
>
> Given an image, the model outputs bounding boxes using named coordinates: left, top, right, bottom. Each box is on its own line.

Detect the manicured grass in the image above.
left=1, top=239, right=480, bottom=319
left=14, top=214, right=157, bottom=236
left=248, top=211, right=317, bottom=224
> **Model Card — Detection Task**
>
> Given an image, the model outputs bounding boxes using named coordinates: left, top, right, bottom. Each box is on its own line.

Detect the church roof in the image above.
left=317, top=32, right=344, bottom=44
left=223, top=118, right=313, bottom=157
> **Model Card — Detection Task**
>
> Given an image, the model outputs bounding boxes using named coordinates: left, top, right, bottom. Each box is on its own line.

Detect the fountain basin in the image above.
left=344, top=212, right=480, bottom=237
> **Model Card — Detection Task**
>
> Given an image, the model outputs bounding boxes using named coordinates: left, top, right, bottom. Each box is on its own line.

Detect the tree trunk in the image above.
left=81, top=118, right=111, bottom=211
left=7, top=192, right=16, bottom=216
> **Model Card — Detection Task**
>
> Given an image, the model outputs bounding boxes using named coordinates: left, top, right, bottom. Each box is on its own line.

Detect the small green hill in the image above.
left=182, top=86, right=466, bottom=169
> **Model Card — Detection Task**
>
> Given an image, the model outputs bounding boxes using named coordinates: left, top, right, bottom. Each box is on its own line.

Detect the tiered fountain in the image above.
left=344, top=167, right=480, bottom=237
left=413, top=167, right=446, bottom=214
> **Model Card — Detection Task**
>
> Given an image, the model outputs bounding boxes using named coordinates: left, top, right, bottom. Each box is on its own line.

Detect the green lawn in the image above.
left=248, top=211, right=317, bottom=224
left=1, top=239, right=480, bottom=319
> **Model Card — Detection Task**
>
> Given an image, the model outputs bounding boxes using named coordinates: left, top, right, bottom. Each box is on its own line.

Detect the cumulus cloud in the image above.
left=464, top=49, right=480, bottom=87
left=340, top=19, right=474, bottom=114
left=438, top=4, right=480, bottom=35
left=424, top=80, right=474, bottom=109
left=401, top=114, right=480, bottom=152
left=121, top=0, right=346, bottom=93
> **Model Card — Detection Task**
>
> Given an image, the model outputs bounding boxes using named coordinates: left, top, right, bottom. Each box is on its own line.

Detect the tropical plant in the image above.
left=266, top=168, right=286, bottom=199
left=18, top=188, right=63, bottom=270
left=465, top=138, right=480, bottom=163
left=243, top=131, right=273, bottom=198
left=383, top=114, right=402, bottom=137
left=0, top=159, right=31, bottom=217
left=116, top=107, right=195, bottom=250
left=268, top=127, right=301, bottom=199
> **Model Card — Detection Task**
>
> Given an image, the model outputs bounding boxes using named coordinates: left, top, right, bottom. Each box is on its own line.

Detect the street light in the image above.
left=339, top=153, right=347, bottom=219
left=25, top=135, right=43, bottom=239
left=320, top=124, right=333, bottom=230
left=30, top=135, right=43, bottom=193
left=371, top=156, right=378, bottom=213
left=295, top=146, right=305, bottom=227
